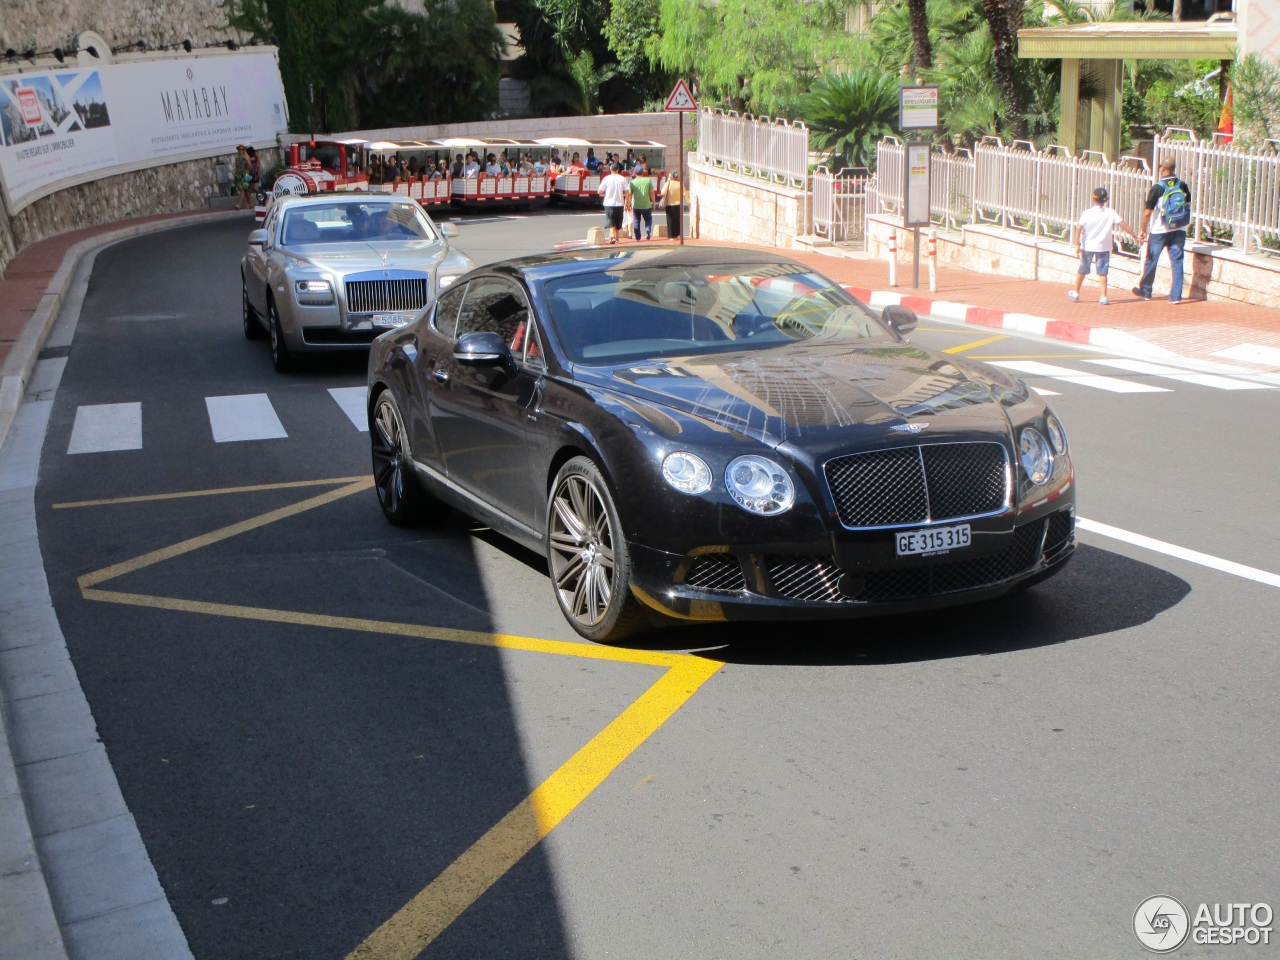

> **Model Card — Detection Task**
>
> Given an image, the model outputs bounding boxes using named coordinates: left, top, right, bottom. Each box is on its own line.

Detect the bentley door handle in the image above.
left=432, top=369, right=449, bottom=383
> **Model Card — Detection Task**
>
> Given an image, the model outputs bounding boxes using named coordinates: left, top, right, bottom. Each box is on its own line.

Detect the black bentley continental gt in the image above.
left=366, top=246, right=1075, bottom=641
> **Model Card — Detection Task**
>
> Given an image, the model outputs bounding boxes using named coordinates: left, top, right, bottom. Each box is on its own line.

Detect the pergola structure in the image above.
left=1017, top=18, right=1238, bottom=160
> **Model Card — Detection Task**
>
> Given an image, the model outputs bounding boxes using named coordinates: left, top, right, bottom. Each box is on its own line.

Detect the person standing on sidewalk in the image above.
left=659, top=172, right=683, bottom=240
left=628, top=165, right=654, bottom=240
left=1068, top=186, right=1137, bottom=305
left=598, top=162, right=629, bottom=244
left=1133, top=156, right=1192, bottom=303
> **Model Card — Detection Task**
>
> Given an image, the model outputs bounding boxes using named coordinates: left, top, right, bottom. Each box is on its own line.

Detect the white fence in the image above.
left=696, top=107, right=809, bottom=188
left=869, top=133, right=1280, bottom=258
left=812, top=166, right=872, bottom=241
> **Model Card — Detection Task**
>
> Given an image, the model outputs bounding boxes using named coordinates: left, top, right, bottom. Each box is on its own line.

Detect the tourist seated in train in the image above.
left=568, top=152, right=586, bottom=173
left=406, top=157, right=419, bottom=179
left=464, top=153, right=481, bottom=178
left=498, top=152, right=513, bottom=175
left=547, top=155, right=563, bottom=176
left=586, top=148, right=600, bottom=173
left=451, top=154, right=464, bottom=178
left=517, top=154, right=535, bottom=175
left=533, top=155, right=547, bottom=175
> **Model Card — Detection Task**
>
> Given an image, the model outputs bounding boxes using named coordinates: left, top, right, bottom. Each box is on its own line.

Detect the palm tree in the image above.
left=978, top=0, right=1027, bottom=138
left=907, top=0, right=933, bottom=75
left=800, top=69, right=903, bottom=170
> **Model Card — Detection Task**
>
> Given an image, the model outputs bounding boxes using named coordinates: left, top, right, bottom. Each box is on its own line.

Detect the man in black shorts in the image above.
left=598, top=162, right=629, bottom=244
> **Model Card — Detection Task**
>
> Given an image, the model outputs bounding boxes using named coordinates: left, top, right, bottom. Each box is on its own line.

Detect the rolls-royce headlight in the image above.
left=725, top=455, right=794, bottom=515
left=662, top=452, right=712, bottom=495
left=1046, top=414, right=1067, bottom=455
left=438, top=274, right=461, bottom=289
left=294, top=279, right=334, bottom=304
left=1019, top=427, right=1052, bottom=485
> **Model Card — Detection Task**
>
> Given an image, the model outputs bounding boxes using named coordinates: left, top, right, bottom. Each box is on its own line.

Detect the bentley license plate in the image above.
left=372, top=313, right=412, bottom=328
left=896, top=523, right=970, bottom=556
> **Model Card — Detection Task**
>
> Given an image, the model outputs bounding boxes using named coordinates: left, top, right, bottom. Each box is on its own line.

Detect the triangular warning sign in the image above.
left=664, top=79, right=698, bottom=112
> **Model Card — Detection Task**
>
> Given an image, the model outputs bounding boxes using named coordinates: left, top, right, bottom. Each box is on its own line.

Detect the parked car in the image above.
left=241, top=193, right=472, bottom=371
left=366, top=246, right=1076, bottom=642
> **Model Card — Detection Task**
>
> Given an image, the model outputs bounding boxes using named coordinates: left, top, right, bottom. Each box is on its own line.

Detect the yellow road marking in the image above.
left=74, top=475, right=725, bottom=954
left=77, top=479, right=373, bottom=589
left=943, top=334, right=1008, bottom=354
left=54, top=476, right=367, bottom=510
left=970, top=353, right=1111, bottom=360
left=346, top=656, right=721, bottom=960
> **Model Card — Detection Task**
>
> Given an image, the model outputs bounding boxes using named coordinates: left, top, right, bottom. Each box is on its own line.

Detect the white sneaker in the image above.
left=1067, top=290, right=1079, bottom=302
left=1099, top=297, right=1109, bottom=305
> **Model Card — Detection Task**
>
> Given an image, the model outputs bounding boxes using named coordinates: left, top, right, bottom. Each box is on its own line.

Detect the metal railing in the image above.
left=869, top=133, right=1280, bottom=259
left=696, top=107, right=809, bottom=188
left=811, top=166, right=872, bottom=241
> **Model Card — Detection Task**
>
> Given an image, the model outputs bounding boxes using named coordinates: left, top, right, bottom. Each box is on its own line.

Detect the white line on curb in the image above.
left=1077, top=518, right=1280, bottom=589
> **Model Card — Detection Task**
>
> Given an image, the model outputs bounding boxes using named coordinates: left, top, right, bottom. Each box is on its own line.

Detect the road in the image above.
left=29, top=211, right=1280, bottom=959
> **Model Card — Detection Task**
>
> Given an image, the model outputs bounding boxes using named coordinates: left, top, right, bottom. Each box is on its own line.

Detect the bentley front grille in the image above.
left=684, top=553, right=747, bottom=593
left=765, top=556, right=847, bottom=603
left=345, top=278, right=430, bottom=314
left=824, top=442, right=1008, bottom=529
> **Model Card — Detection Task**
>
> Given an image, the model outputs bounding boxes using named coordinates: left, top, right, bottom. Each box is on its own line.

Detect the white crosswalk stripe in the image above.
left=328, top=387, right=368, bottom=432
left=205, top=394, right=288, bottom=443
left=1080, top=358, right=1273, bottom=390
left=67, top=402, right=143, bottom=454
left=990, top=361, right=1170, bottom=394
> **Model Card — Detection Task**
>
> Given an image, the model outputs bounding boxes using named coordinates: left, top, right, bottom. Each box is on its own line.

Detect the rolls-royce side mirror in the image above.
left=440, top=222, right=459, bottom=238
left=882, top=304, right=918, bottom=338
left=247, top=229, right=267, bottom=247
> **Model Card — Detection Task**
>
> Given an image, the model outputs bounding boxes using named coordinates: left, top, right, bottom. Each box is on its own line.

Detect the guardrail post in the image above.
left=888, top=228, right=898, bottom=286
left=927, top=228, right=937, bottom=292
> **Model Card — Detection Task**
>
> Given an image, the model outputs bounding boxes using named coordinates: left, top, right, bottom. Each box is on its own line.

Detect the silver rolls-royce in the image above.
left=240, top=193, right=473, bottom=371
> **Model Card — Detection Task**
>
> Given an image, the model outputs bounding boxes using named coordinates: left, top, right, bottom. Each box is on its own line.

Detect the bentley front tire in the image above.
left=548, top=456, right=646, bottom=642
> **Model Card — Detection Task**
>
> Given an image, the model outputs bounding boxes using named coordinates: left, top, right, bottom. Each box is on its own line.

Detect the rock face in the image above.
left=1, top=0, right=238, bottom=53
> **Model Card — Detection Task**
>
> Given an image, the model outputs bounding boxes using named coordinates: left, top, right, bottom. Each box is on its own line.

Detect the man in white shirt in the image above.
left=463, top=153, right=480, bottom=178
left=598, top=163, right=629, bottom=244
left=1069, top=186, right=1136, bottom=305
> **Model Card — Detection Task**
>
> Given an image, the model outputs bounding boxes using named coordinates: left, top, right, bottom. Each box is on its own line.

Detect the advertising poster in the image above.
left=0, top=50, right=287, bottom=214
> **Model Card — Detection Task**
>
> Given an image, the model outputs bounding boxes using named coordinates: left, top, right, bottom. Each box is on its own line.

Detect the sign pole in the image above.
left=664, top=78, right=698, bottom=245
left=678, top=111, right=685, bottom=244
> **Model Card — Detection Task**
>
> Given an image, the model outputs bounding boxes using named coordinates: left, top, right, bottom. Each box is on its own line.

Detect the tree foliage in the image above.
left=1232, top=53, right=1280, bottom=145
left=801, top=69, right=903, bottom=169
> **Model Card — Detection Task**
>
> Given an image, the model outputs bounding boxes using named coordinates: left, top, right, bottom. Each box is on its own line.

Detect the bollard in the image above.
left=888, top=229, right=898, bottom=287
left=927, top=228, right=937, bottom=292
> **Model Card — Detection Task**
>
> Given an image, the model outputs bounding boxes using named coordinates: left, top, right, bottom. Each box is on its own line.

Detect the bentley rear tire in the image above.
left=371, top=391, right=445, bottom=526
left=547, top=456, right=646, bottom=642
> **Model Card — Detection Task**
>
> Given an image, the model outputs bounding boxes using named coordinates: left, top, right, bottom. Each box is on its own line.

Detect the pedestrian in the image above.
left=628, top=164, right=654, bottom=240
left=233, top=145, right=253, bottom=210
left=659, top=172, right=683, bottom=240
left=598, top=162, right=629, bottom=245
left=1133, top=156, right=1193, bottom=304
left=246, top=145, right=260, bottom=193
left=1068, top=186, right=1136, bottom=305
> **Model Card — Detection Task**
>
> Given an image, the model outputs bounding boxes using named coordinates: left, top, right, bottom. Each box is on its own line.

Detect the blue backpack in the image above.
left=1158, top=177, right=1191, bottom=229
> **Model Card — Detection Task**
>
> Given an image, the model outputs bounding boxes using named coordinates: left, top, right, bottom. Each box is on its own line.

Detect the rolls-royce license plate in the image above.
left=372, top=313, right=412, bottom=328
left=896, top=523, right=971, bottom=557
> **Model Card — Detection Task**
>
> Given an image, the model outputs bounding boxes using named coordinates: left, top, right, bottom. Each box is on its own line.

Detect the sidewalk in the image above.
left=0, top=211, right=1277, bottom=960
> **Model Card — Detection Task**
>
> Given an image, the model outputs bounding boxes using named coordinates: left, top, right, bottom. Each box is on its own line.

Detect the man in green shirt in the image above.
left=627, top=168, right=654, bottom=241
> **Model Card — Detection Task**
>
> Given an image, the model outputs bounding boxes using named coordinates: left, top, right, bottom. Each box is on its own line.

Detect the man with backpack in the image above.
left=1133, top=156, right=1192, bottom=304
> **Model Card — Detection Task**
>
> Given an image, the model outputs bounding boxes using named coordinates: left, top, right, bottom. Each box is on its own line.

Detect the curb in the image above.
left=0, top=210, right=246, bottom=456
left=842, top=286, right=1179, bottom=359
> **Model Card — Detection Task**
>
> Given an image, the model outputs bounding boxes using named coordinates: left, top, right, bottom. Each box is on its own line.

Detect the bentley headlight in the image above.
left=662, top=452, right=712, bottom=495
left=294, top=279, right=334, bottom=304
left=1019, top=427, right=1052, bottom=485
left=1046, top=414, right=1067, bottom=455
left=725, top=455, right=794, bottom=515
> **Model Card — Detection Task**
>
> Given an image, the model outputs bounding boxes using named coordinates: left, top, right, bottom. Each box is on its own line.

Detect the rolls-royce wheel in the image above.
left=242, top=274, right=264, bottom=339
left=547, top=456, right=645, bottom=642
left=267, top=297, right=295, bottom=372
left=371, top=391, right=444, bottom=526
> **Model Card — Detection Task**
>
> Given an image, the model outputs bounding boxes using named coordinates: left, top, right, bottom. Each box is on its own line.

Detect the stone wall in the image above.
left=0, top=0, right=240, bottom=53
left=687, top=159, right=809, bottom=248
left=865, top=215, right=1280, bottom=310
left=0, top=147, right=279, bottom=276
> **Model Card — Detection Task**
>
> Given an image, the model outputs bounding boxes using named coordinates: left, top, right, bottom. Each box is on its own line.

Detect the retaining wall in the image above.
left=687, top=159, right=809, bottom=248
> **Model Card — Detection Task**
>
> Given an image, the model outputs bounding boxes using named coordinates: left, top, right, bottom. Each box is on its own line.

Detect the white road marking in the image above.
left=67, top=402, right=142, bottom=454
left=205, top=394, right=287, bottom=443
left=1081, top=358, right=1272, bottom=390
left=328, top=387, right=368, bottom=432
left=991, top=360, right=1169, bottom=393
left=1078, top=518, right=1280, bottom=590
left=1031, top=387, right=1061, bottom=396
left=1213, top=343, right=1280, bottom=368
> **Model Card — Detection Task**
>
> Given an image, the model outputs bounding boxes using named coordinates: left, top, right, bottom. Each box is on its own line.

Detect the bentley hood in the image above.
left=575, top=341, right=1025, bottom=446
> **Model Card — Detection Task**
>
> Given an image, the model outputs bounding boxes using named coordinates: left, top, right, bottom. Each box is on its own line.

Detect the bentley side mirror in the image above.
left=882, top=304, right=918, bottom=338
left=247, top=229, right=267, bottom=247
left=440, top=222, right=459, bottom=238
left=454, top=331, right=516, bottom=374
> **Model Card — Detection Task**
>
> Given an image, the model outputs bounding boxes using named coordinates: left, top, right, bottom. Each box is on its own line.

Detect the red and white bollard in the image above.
left=927, top=228, right=937, bottom=292
left=888, top=229, right=898, bottom=287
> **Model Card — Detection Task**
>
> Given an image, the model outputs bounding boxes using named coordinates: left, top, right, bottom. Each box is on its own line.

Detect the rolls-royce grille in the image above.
left=766, top=519, right=1047, bottom=605
left=824, top=442, right=1008, bottom=528
left=345, top=279, right=430, bottom=314
left=684, top=553, right=747, bottom=593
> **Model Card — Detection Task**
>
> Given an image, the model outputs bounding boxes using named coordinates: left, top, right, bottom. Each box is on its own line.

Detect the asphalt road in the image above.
left=32, top=212, right=1280, bottom=959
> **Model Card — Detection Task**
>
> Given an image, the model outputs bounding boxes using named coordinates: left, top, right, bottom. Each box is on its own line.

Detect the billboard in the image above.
left=0, top=50, right=287, bottom=214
